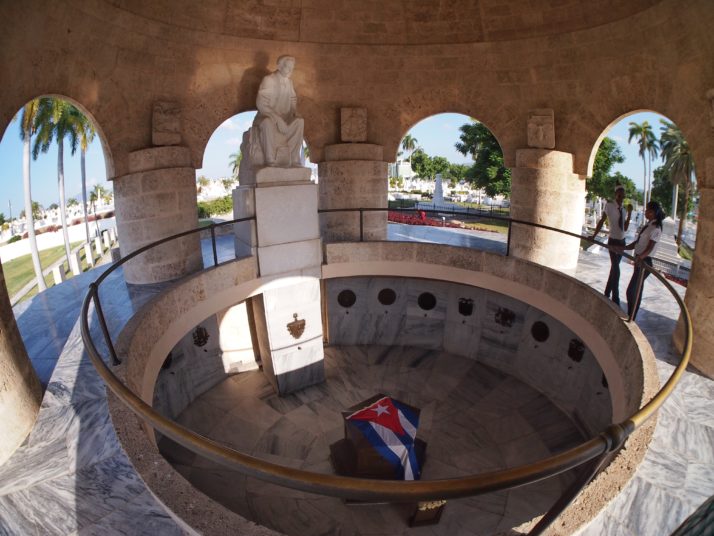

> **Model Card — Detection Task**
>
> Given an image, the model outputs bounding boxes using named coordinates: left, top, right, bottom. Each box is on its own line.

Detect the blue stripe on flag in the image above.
left=349, top=419, right=407, bottom=479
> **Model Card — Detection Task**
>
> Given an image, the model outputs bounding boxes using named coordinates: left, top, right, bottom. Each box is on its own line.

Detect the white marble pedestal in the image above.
left=233, top=166, right=325, bottom=395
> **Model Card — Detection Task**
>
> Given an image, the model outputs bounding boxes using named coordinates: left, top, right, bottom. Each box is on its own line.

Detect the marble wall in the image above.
left=152, top=305, right=258, bottom=421
left=326, top=277, right=612, bottom=436
left=152, top=314, right=224, bottom=420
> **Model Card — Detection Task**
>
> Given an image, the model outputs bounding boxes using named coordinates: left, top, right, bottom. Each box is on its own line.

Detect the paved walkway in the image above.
left=0, top=228, right=711, bottom=535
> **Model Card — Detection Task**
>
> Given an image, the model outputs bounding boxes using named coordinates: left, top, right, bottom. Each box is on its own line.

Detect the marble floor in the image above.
left=0, top=227, right=711, bottom=536
left=159, top=345, right=585, bottom=536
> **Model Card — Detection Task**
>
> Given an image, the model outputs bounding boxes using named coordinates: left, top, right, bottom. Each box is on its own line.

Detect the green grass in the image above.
left=3, top=241, right=87, bottom=300
left=679, top=243, right=693, bottom=261
left=388, top=199, right=418, bottom=209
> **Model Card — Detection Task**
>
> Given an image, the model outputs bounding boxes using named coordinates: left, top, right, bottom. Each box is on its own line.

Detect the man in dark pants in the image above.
left=591, top=184, right=632, bottom=305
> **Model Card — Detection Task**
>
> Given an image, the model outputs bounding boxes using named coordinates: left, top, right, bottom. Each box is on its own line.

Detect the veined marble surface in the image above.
left=0, top=229, right=711, bottom=536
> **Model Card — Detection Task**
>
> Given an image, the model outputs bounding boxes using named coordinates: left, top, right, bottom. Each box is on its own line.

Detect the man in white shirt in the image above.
left=591, top=184, right=632, bottom=305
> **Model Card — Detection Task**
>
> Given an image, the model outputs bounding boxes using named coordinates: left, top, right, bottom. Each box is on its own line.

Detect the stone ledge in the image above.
left=324, top=143, right=384, bottom=161
left=128, top=146, right=192, bottom=173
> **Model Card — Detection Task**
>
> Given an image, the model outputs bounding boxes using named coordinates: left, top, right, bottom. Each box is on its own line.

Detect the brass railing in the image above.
left=80, top=209, right=692, bottom=535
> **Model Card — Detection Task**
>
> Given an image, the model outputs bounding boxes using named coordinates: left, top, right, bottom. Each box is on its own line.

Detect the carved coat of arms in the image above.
left=287, top=313, right=305, bottom=339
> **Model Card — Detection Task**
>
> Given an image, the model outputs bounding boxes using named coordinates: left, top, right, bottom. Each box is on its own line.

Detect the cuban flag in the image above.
left=346, top=397, right=421, bottom=480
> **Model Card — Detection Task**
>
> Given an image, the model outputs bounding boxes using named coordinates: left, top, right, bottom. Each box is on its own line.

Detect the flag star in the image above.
left=373, top=404, right=390, bottom=416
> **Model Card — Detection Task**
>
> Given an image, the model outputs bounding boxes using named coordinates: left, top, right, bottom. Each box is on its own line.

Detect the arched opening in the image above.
left=388, top=113, right=510, bottom=252
left=0, top=95, right=113, bottom=381
left=586, top=111, right=696, bottom=292
left=196, top=110, right=316, bottom=223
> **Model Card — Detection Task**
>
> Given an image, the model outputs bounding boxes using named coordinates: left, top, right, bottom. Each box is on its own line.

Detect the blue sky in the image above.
left=0, top=115, right=110, bottom=219
left=0, top=107, right=669, bottom=220
left=402, top=111, right=668, bottom=192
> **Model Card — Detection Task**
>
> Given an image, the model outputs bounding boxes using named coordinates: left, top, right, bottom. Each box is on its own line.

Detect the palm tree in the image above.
left=659, top=119, right=695, bottom=246
left=69, top=107, right=96, bottom=243
left=89, top=184, right=108, bottom=237
left=628, top=121, right=658, bottom=205
left=15, top=99, right=46, bottom=291
left=401, top=134, right=418, bottom=166
left=229, top=151, right=242, bottom=179
left=33, top=98, right=80, bottom=265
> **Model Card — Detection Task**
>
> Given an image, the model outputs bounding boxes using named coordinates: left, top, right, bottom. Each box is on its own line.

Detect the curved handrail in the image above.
left=79, top=209, right=691, bottom=523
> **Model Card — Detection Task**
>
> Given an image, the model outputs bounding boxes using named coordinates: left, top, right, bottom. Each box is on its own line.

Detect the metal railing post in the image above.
left=527, top=424, right=629, bottom=536
left=210, top=224, right=218, bottom=266
left=90, top=282, right=121, bottom=366
left=359, top=209, right=364, bottom=241
left=506, top=220, right=513, bottom=256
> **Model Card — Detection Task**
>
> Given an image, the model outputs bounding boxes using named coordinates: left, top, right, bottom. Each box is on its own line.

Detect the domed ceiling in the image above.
left=104, top=0, right=662, bottom=45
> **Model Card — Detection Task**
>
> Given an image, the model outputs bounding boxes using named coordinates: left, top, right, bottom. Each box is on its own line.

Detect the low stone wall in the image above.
left=110, top=241, right=658, bottom=536
left=326, top=276, right=612, bottom=436
left=323, top=241, right=659, bottom=535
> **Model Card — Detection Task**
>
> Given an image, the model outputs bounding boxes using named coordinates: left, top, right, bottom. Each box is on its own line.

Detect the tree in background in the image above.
left=659, top=119, right=695, bottom=245
left=410, top=150, right=449, bottom=181
left=229, top=151, right=242, bottom=179
left=67, top=198, right=79, bottom=208
left=19, top=202, right=43, bottom=221
left=69, top=106, right=97, bottom=243
left=48, top=203, right=59, bottom=210
left=628, top=121, right=658, bottom=205
left=400, top=134, right=419, bottom=166
left=89, top=184, right=109, bottom=236
left=455, top=119, right=511, bottom=198
left=0, top=213, right=5, bottom=226
left=587, top=138, right=639, bottom=204
left=33, top=98, right=80, bottom=266
left=446, top=163, right=469, bottom=184
left=587, top=137, right=625, bottom=200
left=16, top=99, right=46, bottom=291
left=650, top=166, right=693, bottom=218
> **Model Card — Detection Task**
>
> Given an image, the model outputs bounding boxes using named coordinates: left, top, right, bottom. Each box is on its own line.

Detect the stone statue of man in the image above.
left=251, top=55, right=304, bottom=167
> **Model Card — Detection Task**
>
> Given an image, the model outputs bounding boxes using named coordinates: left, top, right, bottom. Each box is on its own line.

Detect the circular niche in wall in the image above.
left=337, top=289, right=357, bottom=308
left=417, top=292, right=437, bottom=311
left=378, top=288, right=397, bottom=305
left=531, top=321, right=550, bottom=342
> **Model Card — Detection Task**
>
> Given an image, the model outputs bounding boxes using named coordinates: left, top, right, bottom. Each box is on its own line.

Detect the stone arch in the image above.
left=394, top=111, right=506, bottom=165
left=0, top=93, right=114, bottom=179
left=197, top=108, right=316, bottom=172
left=584, top=109, right=697, bottom=182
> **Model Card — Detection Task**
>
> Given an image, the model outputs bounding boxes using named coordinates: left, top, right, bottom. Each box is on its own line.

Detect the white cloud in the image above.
left=225, top=137, right=242, bottom=146
left=219, top=118, right=238, bottom=131
left=612, top=135, right=625, bottom=142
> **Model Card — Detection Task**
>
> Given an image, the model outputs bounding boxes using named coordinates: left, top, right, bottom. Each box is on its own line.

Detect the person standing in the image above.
left=622, top=201, right=664, bottom=320
left=591, top=184, right=633, bottom=305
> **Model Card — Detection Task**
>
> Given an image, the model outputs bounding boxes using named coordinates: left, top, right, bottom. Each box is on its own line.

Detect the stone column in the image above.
left=318, top=144, right=388, bottom=241
left=234, top=167, right=325, bottom=395
left=673, top=160, right=714, bottom=377
left=509, top=149, right=586, bottom=270
left=0, top=263, right=42, bottom=464
left=318, top=107, right=388, bottom=242
left=113, top=102, right=202, bottom=284
left=113, top=145, right=202, bottom=284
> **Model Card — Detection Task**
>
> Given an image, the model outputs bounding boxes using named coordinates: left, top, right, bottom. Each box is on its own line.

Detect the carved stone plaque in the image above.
left=341, top=107, right=367, bottom=142
left=152, top=101, right=181, bottom=146
left=527, top=109, right=555, bottom=149
left=287, top=313, right=306, bottom=339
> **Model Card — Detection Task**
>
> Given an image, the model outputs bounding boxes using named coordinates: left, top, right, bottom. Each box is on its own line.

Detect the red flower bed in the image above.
left=388, top=211, right=462, bottom=228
